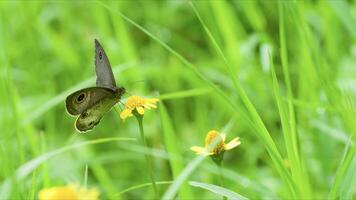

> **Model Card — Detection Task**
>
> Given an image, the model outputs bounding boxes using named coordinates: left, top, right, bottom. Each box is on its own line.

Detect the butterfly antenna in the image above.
left=123, top=79, right=147, bottom=93
left=118, top=101, right=125, bottom=108
left=128, top=79, right=146, bottom=85
left=114, top=106, right=122, bottom=114
left=125, top=90, right=133, bottom=96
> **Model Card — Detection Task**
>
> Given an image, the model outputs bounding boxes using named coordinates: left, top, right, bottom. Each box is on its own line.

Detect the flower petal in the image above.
left=121, top=96, right=159, bottom=119
left=136, top=106, right=145, bottom=115
left=146, top=98, right=159, bottom=103
left=224, top=137, right=241, bottom=150
left=144, top=103, right=157, bottom=109
left=120, top=109, right=133, bottom=120
left=190, top=146, right=206, bottom=154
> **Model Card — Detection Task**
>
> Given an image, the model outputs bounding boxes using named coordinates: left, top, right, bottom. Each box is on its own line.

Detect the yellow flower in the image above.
left=190, top=130, right=241, bottom=156
left=38, top=184, right=99, bottom=200
left=120, top=95, right=159, bottom=120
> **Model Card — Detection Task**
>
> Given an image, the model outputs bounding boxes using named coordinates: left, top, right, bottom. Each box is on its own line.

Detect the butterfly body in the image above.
left=65, top=40, right=125, bottom=132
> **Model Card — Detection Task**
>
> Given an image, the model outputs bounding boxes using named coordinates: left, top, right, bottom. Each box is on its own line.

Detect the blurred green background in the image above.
left=0, top=0, right=355, bottom=199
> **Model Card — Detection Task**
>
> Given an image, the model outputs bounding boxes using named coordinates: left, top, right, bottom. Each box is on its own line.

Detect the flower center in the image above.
left=205, top=130, right=225, bottom=154
left=126, top=96, right=144, bottom=109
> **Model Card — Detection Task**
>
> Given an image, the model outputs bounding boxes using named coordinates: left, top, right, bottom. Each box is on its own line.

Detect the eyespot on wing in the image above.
left=65, top=87, right=117, bottom=116
left=75, top=112, right=102, bottom=133
left=65, top=90, right=91, bottom=116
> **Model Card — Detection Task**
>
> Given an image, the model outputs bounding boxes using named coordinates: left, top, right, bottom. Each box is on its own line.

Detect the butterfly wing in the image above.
left=94, top=39, right=117, bottom=90
left=74, top=94, right=120, bottom=132
left=65, top=87, right=118, bottom=116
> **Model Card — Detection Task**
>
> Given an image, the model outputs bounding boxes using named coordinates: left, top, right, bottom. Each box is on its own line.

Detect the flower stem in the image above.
left=136, top=115, right=159, bottom=198
left=218, top=163, right=227, bottom=200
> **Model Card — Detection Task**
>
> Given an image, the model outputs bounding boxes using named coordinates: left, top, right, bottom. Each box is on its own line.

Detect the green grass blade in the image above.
left=209, top=0, right=243, bottom=71
left=278, top=1, right=311, bottom=197
left=83, top=164, right=88, bottom=188
left=90, top=162, right=117, bottom=200
left=328, top=138, right=356, bottom=199
left=162, top=156, right=205, bottom=200
left=289, top=2, right=356, bottom=198
left=270, top=52, right=302, bottom=198
left=110, top=1, right=138, bottom=61
left=159, top=103, right=193, bottom=199
left=327, top=0, right=356, bottom=39
left=158, top=87, right=212, bottom=100
left=116, top=181, right=173, bottom=197
left=310, top=120, right=350, bottom=144
left=189, top=181, right=249, bottom=200
left=338, top=152, right=356, bottom=198
left=27, top=168, right=38, bottom=200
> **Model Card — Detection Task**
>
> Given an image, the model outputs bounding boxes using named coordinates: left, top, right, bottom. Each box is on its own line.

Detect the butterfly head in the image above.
left=116, top=87, right=126, bottom=97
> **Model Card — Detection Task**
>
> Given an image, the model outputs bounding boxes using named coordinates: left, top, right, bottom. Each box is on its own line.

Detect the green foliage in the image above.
left=0, top=0, right=355, bottom=199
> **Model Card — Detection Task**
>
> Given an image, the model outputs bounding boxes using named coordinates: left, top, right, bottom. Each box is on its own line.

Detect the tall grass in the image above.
left=0, top=1, right=355, bottom=199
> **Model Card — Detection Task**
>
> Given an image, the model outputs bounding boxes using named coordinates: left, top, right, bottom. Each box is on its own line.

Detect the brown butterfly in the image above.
left=65, top=39, right=125, bottom=132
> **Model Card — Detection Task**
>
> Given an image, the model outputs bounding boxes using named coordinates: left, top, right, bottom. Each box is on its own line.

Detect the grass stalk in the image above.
left=218, top=164, right=227, bottom=200
left=278, top=1, right=311, bottom=198
left=135, top=115, right=159, bottom=198
left=189, top=2, right=297, bottom=197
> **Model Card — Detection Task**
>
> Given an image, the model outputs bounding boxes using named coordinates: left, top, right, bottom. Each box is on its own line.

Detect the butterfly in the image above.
left=65, top=39, right=125, bottom=132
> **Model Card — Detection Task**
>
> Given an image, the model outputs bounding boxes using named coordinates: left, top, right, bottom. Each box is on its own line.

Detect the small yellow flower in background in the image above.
left=38, top=184, right=99, bottom=200
left=190, top=130, right=241, bottom=156
left=120, top=95, right=159, bottom=120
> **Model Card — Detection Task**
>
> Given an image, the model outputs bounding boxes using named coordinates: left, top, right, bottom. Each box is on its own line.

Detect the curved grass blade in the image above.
left=278, top=2, right=310, bottom=197
left=327, top=0, right=356, bottom=39
left=161, top=156, right=205, bottom=200
left=116, top=181, right=173, bottom=197
left=160, top=103, right=193, bottom=199
left=328, top=137, right=356, bottom=199
left=158, top=87, right=212, bottom=100
left=83, top=164, right=89, bottom=188
left=189, top=181, right=248, bottom=200
left=0, top=137, right=135, bottom=198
